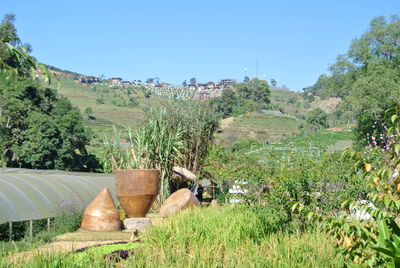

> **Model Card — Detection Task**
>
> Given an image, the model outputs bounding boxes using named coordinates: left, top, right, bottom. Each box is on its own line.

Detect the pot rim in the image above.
left=113, top=168, right=160, bottom=172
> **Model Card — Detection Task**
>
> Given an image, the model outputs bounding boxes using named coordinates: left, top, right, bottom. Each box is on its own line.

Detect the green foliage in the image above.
left=160, top=101, right=220, bottom=173
left=307, top=16, right=400, bottom=133
left=210, top=78, right=271, bottom=119
left=319, top=102, right=400, bottom=266
left=84, top=107, right=92, bottom=116
left=95, top=97, right=104, bottom=104
left=0, top=14, right=50, bottom=83
left=204, top=140, right=363, bottom=222
left=236, top=78, right=271, bottom=104
left=0, top=14, right=20, bottom=46
left=0, top=75, right=94, bottom=170
left=306, top=108, right=329, bottom=129
left=231, top=138, right=260, bottom=152
left=353, top=101, right=399, bottom=148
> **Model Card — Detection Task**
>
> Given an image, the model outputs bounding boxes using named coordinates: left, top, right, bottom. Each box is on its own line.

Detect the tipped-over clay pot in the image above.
left=115, top=169, right=160, bottom=218
left=159, top=188, right=199, bottom=217
left=81, top=187, right=121, bottom=231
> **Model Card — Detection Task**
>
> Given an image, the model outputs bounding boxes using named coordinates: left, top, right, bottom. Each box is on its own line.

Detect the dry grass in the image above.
left=54, top=229, right=133, bottom=242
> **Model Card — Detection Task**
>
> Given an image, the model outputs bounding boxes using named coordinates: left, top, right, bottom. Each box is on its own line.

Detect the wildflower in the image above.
left=344, top=236, right=352, bottom=248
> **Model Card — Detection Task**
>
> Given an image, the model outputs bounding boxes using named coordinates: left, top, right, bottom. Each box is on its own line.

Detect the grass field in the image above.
left=216, top=112, right=301, bottom=146
left=247, top=125, right=353, bottom=164
left=55, top=78, right=172, bottom=137
left=2, top=207, right=346, bottom=268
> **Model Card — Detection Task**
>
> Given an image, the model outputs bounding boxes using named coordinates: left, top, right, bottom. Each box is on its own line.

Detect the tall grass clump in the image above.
left=102, top=109, right=185, bottom=201
left=101, top=103, right=219, bottom=201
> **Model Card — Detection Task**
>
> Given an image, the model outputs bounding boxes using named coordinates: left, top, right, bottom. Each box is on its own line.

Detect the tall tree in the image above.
left=236, top=78, right=271, bottom=104
left=0, top=76, right=92, bottom=170
left=0, top=14, right=94, bottom=170
left=0, top=14, right=49, bottom=82
left=189, top=77, right=197, bottom=86
left=309, top=15, right=400, bottom=105
left=306, top=108, right=328, bottom=129
left=0, top=13, right=20, bottom=46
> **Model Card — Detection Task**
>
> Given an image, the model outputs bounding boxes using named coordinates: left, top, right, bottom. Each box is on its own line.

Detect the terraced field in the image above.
left=216, top=112, right=301, bottom=146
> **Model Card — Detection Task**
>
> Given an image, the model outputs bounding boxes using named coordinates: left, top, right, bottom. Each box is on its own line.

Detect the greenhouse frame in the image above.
left=0, top=168, right=116, bottom=224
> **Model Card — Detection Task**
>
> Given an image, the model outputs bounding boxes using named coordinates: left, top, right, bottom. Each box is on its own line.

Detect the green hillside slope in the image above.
left=216, top=112, right=301, bottom=146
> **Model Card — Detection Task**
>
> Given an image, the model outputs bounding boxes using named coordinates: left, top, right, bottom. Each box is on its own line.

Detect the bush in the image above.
left=96, top=97, right=104, bottom=104
left=306, top=108, right=328, bottom=129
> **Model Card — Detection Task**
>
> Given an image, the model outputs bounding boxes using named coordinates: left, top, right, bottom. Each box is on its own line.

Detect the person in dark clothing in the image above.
left=196, top=185, right=204, bottom=202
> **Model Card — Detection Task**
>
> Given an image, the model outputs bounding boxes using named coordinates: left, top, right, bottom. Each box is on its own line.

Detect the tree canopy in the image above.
left=307, top=15, right=400, bottom=117
left=210, top=78, right=271, bottom=118
left=0, top=14, right=95, bottom=171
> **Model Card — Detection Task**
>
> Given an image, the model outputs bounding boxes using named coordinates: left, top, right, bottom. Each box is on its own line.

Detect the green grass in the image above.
left=55, top=78, right=173, bottom=137
left=247, top=126, right=353, bottom=164
left=6, top=207, right=346, bottom=267
left=128, top=207, right=345, bottom=267
left=217, top=112, right=301, bottom=146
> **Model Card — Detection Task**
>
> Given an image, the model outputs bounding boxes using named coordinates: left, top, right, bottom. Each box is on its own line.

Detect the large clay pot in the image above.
left=115, top=169, right=160, bottom=218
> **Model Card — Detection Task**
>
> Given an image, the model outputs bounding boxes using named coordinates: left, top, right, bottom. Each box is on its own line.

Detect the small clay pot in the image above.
left=115, top=169, right=160, bottom=218
left=81, top=187, right=121, bottom=231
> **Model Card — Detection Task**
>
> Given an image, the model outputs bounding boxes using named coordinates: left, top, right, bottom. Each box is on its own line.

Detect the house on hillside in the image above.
left=80, top=76, right=100, bottom=84
left=221, top=79, right=233, bottom=88
left=110, top=77, right=123, bottom=85
left=155, top=82, right=171, bottom=88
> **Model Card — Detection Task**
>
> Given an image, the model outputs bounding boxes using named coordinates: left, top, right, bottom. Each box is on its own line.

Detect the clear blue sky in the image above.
left=2, top=0, right=399, bottom=90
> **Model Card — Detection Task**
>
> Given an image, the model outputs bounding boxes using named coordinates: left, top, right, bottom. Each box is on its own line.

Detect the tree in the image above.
left=85, top=107, right=93, bottom=119
left=0, top=15, right=95, bottom=171
left=306, top=108, right=328, bottom=129
left=146, top=78, right=154, bottom=84
left=0, top=14, right=49, bottom=82
left=243, top=76, right=250, bottom=82
left=270, top=78, right=277, bottom=87
left=182, top=80, right=187, bottom=87
left=0, top=13, right=20, bottom=46
left=0, top=76, right=93, bottom=170
left=310, top=16, right=400, bottom=112
left=190, top=77, right=197, bottom=86
left=236, top=78, right=271, bottom=104
left=210, top=88, right=239, bottom=118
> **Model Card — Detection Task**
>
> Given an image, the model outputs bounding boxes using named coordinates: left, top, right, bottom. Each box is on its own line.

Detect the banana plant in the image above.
left=0, top=42, right=51, bottom=83
left=372, top=218, right=400, bottom=268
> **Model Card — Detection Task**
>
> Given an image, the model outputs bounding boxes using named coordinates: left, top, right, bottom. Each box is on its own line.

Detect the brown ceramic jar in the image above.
left=115, top=169, right=160, bottom=218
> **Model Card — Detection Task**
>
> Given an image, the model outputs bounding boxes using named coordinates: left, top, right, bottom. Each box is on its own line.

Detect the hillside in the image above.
left=55, top=78, right=171, bottom=136
left=269, top=87, right=341, bottom=116
left=52, top=73, right=343, bottom=149
left=216, top=112, right=301, bottom=146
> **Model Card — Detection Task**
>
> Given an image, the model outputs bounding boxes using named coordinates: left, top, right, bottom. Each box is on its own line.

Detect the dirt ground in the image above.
left=7, top=230, right=137, bottom=265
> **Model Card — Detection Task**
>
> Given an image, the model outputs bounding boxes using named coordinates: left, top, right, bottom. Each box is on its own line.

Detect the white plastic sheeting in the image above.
left=0, top=168, right=116, bottom=223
